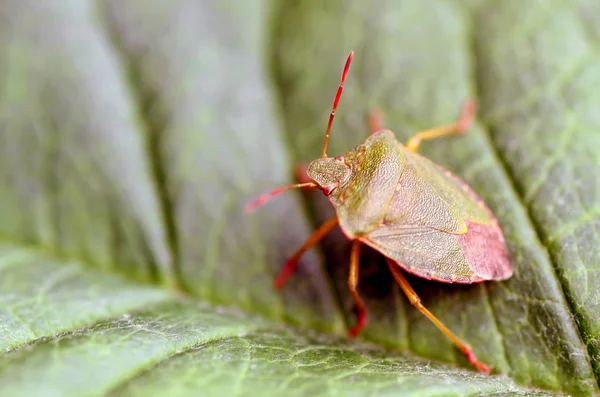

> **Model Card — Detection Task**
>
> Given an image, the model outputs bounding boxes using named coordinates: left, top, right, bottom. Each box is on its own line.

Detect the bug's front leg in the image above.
left=274, top=216, right=338, bottom=289
left=348, top=240, right=368, bottom=337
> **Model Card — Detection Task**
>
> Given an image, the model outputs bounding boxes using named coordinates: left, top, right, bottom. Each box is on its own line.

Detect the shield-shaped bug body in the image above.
left=246, top=51, right=512, bottom=373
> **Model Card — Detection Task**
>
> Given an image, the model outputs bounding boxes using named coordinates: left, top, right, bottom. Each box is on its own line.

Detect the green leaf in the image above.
left=0, top=246, right=559, bottom=397
left=0, top=0, right=596, bottom=395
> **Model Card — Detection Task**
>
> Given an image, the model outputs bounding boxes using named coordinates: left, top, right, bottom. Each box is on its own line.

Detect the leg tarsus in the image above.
left=385, top=258, right=491, bottom=374
left=462, top=347, right=492, bottom=373
left=405, top=99, right=478, bottom=153
left=348, top=310, right=366, bottom=337
left=274, top=258, right=299, bottom=290
left=273, top=216, right=338, bottom=289
left=348, top=240, right=368, bottom=337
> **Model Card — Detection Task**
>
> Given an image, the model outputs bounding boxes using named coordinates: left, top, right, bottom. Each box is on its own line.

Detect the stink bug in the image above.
left=246, top=51, right=513, bottom=373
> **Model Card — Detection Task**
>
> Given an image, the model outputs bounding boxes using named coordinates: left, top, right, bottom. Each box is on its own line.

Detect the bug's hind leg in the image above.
left=274, top=216, right=338, bottom=289
left=405, top=100, right=477, bottom=152
left=385, top=258, right=491, bottom=374
left=348, top=241, right=368, bottom=337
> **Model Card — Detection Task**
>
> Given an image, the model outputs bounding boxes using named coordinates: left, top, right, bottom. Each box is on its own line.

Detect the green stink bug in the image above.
left=246, top=51, right=513, bottom=373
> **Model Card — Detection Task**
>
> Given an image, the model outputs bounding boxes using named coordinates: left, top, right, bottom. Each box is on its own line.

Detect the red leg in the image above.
left=369, top=109, right=383, bottom=134
left=385, top=258, right=491, bottom=373
left=274, top=216, right=338, bottom=289
left=348, top=240, right=368, bottom=337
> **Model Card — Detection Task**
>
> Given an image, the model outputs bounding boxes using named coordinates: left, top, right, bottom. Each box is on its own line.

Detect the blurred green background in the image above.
left=1, top=0, right=599, bottom=396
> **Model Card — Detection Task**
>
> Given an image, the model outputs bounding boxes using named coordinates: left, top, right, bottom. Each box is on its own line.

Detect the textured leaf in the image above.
left=0, top=0, right=597, bottom=395
left=0, top=246, right=559, bottom=397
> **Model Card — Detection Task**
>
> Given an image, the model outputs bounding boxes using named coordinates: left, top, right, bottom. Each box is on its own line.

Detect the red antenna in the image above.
left=244, top=51, right=354, bottom=213
left=321, top=51, right=354, bottom=158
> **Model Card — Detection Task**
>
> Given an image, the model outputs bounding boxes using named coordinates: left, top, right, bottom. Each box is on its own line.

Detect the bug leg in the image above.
left=369, top=109, right=383, bottom=134
left=405, top=100, right=477, bottom=152
left=348, top=241, right=368, bottom=337
left=274, top=216, right=339, bottom=289
left=385, top=259, right=492, bottom=374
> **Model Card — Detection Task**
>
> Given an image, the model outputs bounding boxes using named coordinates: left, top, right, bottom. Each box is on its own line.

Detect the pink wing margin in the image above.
left=452, top=169, right=513, bottom=281
left=362, top=165, right=512, bottom=284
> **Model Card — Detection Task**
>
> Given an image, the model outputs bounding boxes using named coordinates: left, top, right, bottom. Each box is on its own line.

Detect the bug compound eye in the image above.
left=335, top=155, right=345, bottom=162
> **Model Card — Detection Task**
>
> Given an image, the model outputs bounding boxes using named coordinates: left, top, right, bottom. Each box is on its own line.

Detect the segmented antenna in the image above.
left=244, top=51, right=355, bottom=213
left=321, top=51, right=354, bottom=158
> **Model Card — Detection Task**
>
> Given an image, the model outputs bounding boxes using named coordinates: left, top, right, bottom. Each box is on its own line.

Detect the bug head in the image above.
left=306, top=157, right=351, bottom=195
left=306, top=50, right=354, bottom=196
left=244, top=51, right=354, bottom=213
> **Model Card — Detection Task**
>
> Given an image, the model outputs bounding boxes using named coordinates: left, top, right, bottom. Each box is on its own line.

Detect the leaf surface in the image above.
left=0, top=0, right=597, bottom=395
